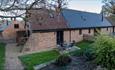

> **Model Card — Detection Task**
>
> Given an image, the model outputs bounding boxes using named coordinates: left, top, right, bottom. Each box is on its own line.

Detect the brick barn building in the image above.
left=21, top=9, right=115, bottom=52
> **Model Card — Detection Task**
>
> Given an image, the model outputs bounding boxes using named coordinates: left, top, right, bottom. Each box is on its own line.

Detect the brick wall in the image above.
left=64, top=27, right=114, bottom=43
left=2, top=21, right=25, bottom=40
left=23, top=27, right=114, bottom=53
left=63, top=31, right=70, bottom=43
left=64, top=29, right=94, bottom=43
left=23, top=32, right=56, bottom=52
left=101, top=27, right=112, bottom=34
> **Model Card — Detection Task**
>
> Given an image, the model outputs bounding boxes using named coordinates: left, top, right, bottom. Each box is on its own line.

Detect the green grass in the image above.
left=0, top=43, right=5, bottom=70
left=70, top=40, right=93, bottom=56
left=19, top=50, right=60, bottom=70
left=76, top=40, right=93, bottom=49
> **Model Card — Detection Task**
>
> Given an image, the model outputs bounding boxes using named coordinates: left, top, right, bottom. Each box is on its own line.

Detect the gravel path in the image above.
left=5, top=44, right=24, bottom=70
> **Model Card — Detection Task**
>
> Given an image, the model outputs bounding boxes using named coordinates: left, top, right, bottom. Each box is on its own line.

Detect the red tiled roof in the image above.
left=28, top=9, right=68, bottom=30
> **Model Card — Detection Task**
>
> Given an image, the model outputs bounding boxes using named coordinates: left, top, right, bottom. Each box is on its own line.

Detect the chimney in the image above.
left=11, top=17, right=13, bottom=20
left=6, top=20, right=8, bottom=26
left=102, top=12, right=104, bottom=22
left=101, top=6, right=104, bottom=22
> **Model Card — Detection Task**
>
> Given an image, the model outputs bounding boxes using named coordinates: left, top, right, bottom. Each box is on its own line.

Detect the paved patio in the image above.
left=5, top=43, right=24, bottom=70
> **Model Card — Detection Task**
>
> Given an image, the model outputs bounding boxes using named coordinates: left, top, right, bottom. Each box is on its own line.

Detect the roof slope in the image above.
left=62, top=9, right=112, bottom=28
left=28, top=9, right=112, bottom=31
left=28, top=9, right=68, bottom=30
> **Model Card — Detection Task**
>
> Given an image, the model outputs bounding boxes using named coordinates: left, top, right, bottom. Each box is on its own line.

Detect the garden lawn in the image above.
left=76, top=40, right=93, bottom=49
left=0, top=43, right=5, bottom=70
left=70, top=40, right=93, bottom=56
left=19, top=50, right=60, bottom=70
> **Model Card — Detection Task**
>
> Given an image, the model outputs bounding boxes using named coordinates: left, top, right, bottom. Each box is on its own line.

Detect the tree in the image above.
left=0, top=0, right=68, bottom=19
left=102, top=0, right=115, bottom=16
left=0, top=0, right=47, bottom=19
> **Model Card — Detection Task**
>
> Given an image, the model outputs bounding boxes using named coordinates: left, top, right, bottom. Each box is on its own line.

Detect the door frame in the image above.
left=56, top=31, right=64, bottom=45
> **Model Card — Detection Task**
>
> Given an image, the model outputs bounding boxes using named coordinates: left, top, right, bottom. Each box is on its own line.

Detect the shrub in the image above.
left=55, top=54, right=72, bottom=66
left=83, top=47, right=96, bottom=61
left=70, top=49, right=84, bottom=56
left=93, top=34, right=115, bottom=70
left=70, top=41, right=94, bottom=56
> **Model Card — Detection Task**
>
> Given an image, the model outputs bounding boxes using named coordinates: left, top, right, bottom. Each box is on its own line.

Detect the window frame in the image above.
left=79, top=29, right=82, bottom=35
left=0, top=32, right=3, bottom=37
left=14, top=24, right=19, bottom=29
left=107, top=27, right=108, bottom=31
left=88, top=29, right=91, bottom=34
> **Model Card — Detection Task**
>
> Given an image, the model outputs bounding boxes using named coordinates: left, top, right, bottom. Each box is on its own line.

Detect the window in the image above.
left=14, top=24, right=19, bottom=29
left=89, top=29, right=91, bottom=33
left=0, top=32, right=2, bottom=37
left=79, top=29, right=82, bottom=35
left=107, top=28, right=108, bottom=31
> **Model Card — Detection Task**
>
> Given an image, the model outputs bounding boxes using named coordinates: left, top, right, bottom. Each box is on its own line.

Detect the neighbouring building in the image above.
left=0, top=20, right=25, bottom=43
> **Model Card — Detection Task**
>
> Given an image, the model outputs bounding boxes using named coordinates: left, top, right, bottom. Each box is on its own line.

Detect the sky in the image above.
left=0, top=0, right=104, bottom=20
left=68, top=0, right=103, bottom=13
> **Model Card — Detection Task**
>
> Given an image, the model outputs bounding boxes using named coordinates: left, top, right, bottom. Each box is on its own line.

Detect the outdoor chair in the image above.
left=57, top=44, right=65, bottom=51
left=67, top=41, right=75, bottom=47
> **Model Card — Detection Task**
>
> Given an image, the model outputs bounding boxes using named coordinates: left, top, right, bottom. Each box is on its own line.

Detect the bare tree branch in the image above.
left=0, top=0, right=68, bottom=18
left=0, top=0, right=16, bottom=11
left=102, top=0, right=115, bottom=16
